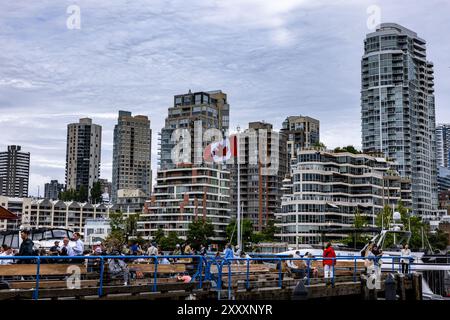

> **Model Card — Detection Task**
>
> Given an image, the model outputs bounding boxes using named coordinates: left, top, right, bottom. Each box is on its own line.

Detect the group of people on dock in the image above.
left=2, top=230, right=415, bottom=286
left=0, top=229, right=85, bottom=265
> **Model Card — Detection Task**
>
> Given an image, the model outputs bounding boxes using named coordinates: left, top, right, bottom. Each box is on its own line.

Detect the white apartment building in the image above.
left=138, top=166, right=231, bottom=242
left=275, top=149, right=412, bottom=247
left=0, top=196, right=112, bottom=234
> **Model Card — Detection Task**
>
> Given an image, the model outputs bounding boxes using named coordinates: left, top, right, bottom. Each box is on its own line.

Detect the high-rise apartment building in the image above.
left=436, top=124, right=450, bottom=168
left=0, top=145, right=30, bottom=198
left=361, top=23, right=438, bottom=219
left=112, top=111, right=152, bottom=203
left=438, top=167, right=450, bottom=194
left=230, top=121, right=287, bottom=231
left=139, top=90, right=231, bottom=241
left=140, top=167, right=231, bottom=241
left=65, top=118, right=102, bottom=197
left=44, top=180, right=64, bottom=200
left=159, top=90, right=229, bottom=170
left=275, top=150, right=411, bottom=246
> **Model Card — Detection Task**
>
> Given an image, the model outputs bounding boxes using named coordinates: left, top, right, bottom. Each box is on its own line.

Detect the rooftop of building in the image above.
left=367, top=22, right=426, bottom=43
left=117, top=110, right=149, bottom=121
left=248, top=121, right=273, bottom=130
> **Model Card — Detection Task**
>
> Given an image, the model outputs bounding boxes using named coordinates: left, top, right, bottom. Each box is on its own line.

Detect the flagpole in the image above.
left=236, top=125, right=241, bottom=251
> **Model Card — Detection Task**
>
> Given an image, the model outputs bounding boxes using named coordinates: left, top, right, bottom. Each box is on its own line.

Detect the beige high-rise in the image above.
left=65, top=118, right=102, bottom=197
left=112, top=111, right=152, bottom=204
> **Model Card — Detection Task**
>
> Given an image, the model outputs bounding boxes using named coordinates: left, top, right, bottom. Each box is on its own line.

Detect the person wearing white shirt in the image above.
left=146, top=243, right=158, bottom=256
left=72, top=232, right=84, bottom=256
left=0, top=247, right=14, bottom=265
left=400, top=243, right=411, bottom=274
left=61, top=237, right=75, bottom=257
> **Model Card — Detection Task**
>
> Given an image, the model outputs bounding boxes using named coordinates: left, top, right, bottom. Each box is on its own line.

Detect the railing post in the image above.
left=227, top=261, right=232, bottom=300
left=246, top=258, right=250, bottom=290
left=409, top=257, right=413, bottom=274
left=332, top=258, right=335, bottom=287
left=198, top=256, right=203, bottom=289
left=205, top=259, right=213, bottom=281
left=306, top=258, right=310, bottom=285
left=278, top=258, right=282, bottom=288
left=33, top=257, right=41, bottom=300
left=217, top=261, right=223, bottom=300
left=153, top=256, right=158, bottom=292
left=391, top=257, right=394, bottom=272
left=353, top=257, right=357, bottom=283
left=98, top=257, right=104, bottom=297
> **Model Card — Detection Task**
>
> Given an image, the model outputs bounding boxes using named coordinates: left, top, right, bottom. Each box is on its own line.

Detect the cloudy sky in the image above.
left=1, top=0, right=449, bottom=196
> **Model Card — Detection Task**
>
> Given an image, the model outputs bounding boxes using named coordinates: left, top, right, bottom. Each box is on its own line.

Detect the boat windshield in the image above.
left=378, top=230, right=411, bottom=251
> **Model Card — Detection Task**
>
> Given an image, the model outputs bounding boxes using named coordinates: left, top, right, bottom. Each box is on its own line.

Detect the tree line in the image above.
left=58, top=181, right=103, bottom=203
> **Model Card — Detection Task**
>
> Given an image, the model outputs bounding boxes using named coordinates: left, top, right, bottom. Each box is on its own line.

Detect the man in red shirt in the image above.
left=323, top=242, right=336, bottom=286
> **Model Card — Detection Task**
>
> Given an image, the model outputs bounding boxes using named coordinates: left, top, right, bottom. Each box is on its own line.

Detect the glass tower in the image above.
left=361, top=23, right=438, bottom=220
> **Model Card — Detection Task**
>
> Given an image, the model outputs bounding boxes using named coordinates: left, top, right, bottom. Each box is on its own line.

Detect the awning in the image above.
left=326, top=202, right=339, bottom=208
left=0, top=206, right=20, bottom=220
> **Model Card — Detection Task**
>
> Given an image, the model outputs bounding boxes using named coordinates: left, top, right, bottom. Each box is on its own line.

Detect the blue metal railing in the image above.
left=203, top=255, right=416, bottom=300
left=0, top=254, right=416, bottom=300
left=0, top=254, right=205, bottom=300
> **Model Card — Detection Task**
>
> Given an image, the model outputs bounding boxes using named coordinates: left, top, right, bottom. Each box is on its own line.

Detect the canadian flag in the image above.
left=203, top=134, right=237, bottom=163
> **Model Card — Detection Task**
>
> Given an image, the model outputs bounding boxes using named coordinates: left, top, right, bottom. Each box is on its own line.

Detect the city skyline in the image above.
left=1, top=1, right=449, bottom=196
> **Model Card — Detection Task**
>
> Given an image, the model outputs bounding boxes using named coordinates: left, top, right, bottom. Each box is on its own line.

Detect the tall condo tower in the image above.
left=361, top=23, right=438, bottom=220
left=65, top=118, right=102, bottom=198
left=112, top=111, right=152, bottom=204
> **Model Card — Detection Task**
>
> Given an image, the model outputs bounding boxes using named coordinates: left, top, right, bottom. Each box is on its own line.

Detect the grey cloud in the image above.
left=0, top=0, right=449, bottom=196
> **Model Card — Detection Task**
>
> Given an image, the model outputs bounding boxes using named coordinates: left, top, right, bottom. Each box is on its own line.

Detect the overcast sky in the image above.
left=1, top=0, right=449, bottom=197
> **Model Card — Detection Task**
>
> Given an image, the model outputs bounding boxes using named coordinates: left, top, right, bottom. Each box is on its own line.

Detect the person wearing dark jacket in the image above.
left=16, top=230, right=35, bottom=264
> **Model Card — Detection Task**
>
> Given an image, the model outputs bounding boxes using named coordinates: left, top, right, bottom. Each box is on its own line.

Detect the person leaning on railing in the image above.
left=286, top=251, right=307, bottom=278
left=323, top=242, right=336, bottom=286
left=364, top=243, right=375, bottom=273
left=107, top=252, right=130, bottom=286
left=400, top=243, right=411, bottom=274
left=372, top=245, right=383, bottom=273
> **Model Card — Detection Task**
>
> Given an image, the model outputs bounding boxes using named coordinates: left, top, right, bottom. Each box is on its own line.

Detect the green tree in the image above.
left=154, top=228, right=166, bottom=244
left=125, top=213, right=140, bottom=239
left=334, top=145, right=361, bottom=154
left=77, top=185, right=88, bottom=202
left=159, top=231, right=182, bottom=251
left=226, top=218, right=254, bottom=247
left=105, top=211, right=126, bottom=253
left=343, top=209, right=370, bottom=248
left=375, top=201, right=433, bottom=251
left=109, top=211, right=126, bottom=232
left=90, top=181, right=102, bottom=204
left=428, top=229, right=449, bottom=251
left=376, top=205, right=393, bottom=229
left=59, top=189, right=77, bottom=201
left=187, top=219, right=215, bottom=249
left=106, top=211, right=142, bottom=250
left=260, top=220, right=279, bottom=242
left=313, top=142, right=326, bottom=150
